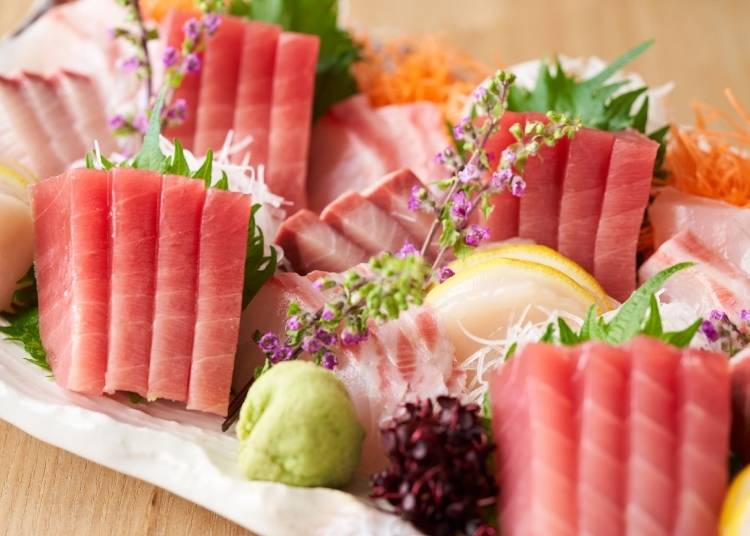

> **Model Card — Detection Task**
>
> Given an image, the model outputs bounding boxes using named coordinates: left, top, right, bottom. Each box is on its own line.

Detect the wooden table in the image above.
left=1, top=0, right=748, bottom=534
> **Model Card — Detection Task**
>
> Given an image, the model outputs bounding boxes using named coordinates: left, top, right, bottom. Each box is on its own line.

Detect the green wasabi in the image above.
left=236, top=360, right=364, bottom=488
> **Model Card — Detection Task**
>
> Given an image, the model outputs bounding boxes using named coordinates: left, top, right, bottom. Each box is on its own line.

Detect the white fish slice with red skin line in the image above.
left=266, top=32, right=319, bottom=212
left=639, top=229, right=750, bottom=324
left=594, top=130, right=658, bottom=302
left=398, top=102, right=451, bottom=182
left=321, top=191, right=418, bottom=255
left=275, top=209, right=368, bottom=274
left=57, top=70, right=117, bottom=156
left=188, top=188, right=251, bottom=416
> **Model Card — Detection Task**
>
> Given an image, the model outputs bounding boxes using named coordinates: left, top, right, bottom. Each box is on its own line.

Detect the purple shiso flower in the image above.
left=457, top=163, right=479, bottom=183
left=438, top=266, right=455, bottom=283
left=120, top=56, right=141, bottom=73
left=258, top=332, right=280, bottom=352
left=162, top=46, right=179, bottom=68
left=700, top=320, right=720, bottom=342
left=473, top=85, right=487, bottom=102
left=108, top=114, right=125, bottom=130
left=316, top=328, right=337, bottom=346
left=183, top=53, right=202, bottom=74
left=511, top=175, right=526, bottom=197
left=321, top=352, right=338, bottom=370
left=167, top=98, right=187, bottom=121
left=453, top=118, right=469, bottom=139
left=502, top=148, right=516, bottom=163
left=302, top=337, right=322, bottom=354
left=133, top=114, right=148, bottom=133
left=341, top=329, right=368, bottom=346
left=464, top=224, right=489, bottom=247
left=321, top=308, right=336, bottom=321
left=491, top=168, right=513, bottom=190
left=450, top=190, right=471, bottom=220
left=408, top=185, right=423, bottom=211
left=433, top=150, right=445, bottom=165
left=271, top=345, right=294, bottom=363
left=183, top=18, right=201, bottom=41
left=741, top=309, right=750, bottom=322
left=286, top=315, right=302, bottom=331
left=203, top=13, right=221, bottom=36
left=398, top=241, right=418, bottom=258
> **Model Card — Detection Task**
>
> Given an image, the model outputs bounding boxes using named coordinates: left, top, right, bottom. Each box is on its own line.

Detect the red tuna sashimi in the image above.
left=491, top=343, right=577, bottom=535
left=32, top=174, right=72, bottom=384
left=105, top=168, right=161, bottom=397
left=266, top=32, right=319, bottom=212
left=193, top=16, right=245, bottom=156
left=518, top=112, right=570, bottom=249
left=674, top=348, right=730, bottom=536
left=731, top=349, right=750, bottom=465
left=232, top=21, right=280, bottom=166
left=594, top=131, right=658, bottom=301
left=147, top=175, right=206, bottom=402
left=274, top=209, right=368, bottom=273
left=572, top=343, right=629, bottom=536
left=57, top=70, right=117, bottom=155
left=162, top=10, right=204, bottom=150
left=188, top=188, right=251, bottom=415
left=557, top=127, right=614, bottom=272
left=624, top=336, right=680, bottom=535
left=321, top=191, right=417, bottom=255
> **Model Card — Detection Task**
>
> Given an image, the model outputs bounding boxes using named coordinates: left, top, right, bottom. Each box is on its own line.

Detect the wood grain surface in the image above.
left=1, top=0, right=749, bottom=534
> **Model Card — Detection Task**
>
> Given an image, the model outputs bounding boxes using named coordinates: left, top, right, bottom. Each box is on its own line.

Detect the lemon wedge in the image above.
left=426, top=257, right=601, bottom=362
left=0, top=159, right=36, bottom=204
left=720, top=465, right=750, bottom=535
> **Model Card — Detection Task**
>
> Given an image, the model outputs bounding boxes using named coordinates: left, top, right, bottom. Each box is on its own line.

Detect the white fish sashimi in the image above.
left=0, top=192, right=33, bottom=312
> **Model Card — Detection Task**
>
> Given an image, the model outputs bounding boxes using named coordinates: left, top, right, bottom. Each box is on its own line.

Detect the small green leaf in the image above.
left=192, top=150, right=214, bottom=186
left=557, top=317, right=579, bottom=345
left=125, top=392, right=145, bottom=404
left=168, top=139, right=191, bottom=177
left=0, top=308, right=50, bottom=372
left=643, top=294, right=664, bottom=337
left=132, top=88, right=168, bottom=172
left=504, top=341, right=518, bottom=361
left=539, top=323, right=556, bottom=343
left=661, top=318, right=702, bottom=348
left=214, top=171, right=229, bottom=191
left=242, top=204, right=278, bottom=309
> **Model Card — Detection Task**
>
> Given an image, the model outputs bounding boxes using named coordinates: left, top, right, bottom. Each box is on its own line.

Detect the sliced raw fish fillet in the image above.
left=266, top=32, right=319, bottom=212
left=162, top=10, right=202, bottom=150
left=594, top=131, right=657, bottom=301
left=0, top=193, right=33, bottom=312
left=188, top=188, right=251, bottom=416
left=518, top=112, right=570, bottom=249
left=20, top=72, right=87, bottom=164
left=649, top=186, right=750, bottom=275
left=193, top=15, right=246, bottom=156
left=730, top=348, right=750, bottom=465
left=232, top=21, right=281, bottom=166
left=321, top=191, right=417, bottom=255
left=639, top=229, right=750, bottom=324
left=557, top=127, right=614, bottom=272
left=674, top=348, right=730, bottom=536
left=0, top=75, right=66, bottom=177
left=57, top=70, right=117, bottom=155
left=148, top=175, right=206, bottom=402
left=275, top=209, right=368, bottom=273
left=32, top=174, right=72, bottom=383
left=105, top=169, right=161, bottom=397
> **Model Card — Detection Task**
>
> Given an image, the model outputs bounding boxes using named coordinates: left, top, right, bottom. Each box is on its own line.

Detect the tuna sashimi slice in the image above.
left=518, top=112, right=570, bottom=249
left=731, top=349, right=750, bottom=465
left=162, top=10, right=202, bottom=150
left=32, top=174, right=73, bottom=383
left=188, top=189, right=251, bottom=416
left=266, top=32, right=319, bottom=212
left=321, top=191, right=417, bottom=255
left=649, top=186, right=750, bottom=275
left=231, top=21, right=281, bottom=166
left=274, top=209, right=368, bottom=274
left=557, top=127, right=614, bottom=272
left=594, top=131, right=658, bottom=301
left=148, top=175, right=206, bottom=402
left=674, top=348, right=730, bottom=536
left=193, top=15, right=246, bottom=156
left=105, top=168, right=161, bottom=397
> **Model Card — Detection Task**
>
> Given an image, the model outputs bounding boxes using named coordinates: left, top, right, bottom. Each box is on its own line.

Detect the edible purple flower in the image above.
left=457, top=163, right=479, bottom=183
left=450, top=190, right=471, bottom=220
left=398, top=242, right=419, bottom=258
left=321, top=308, right=336, bottom=321
left=258, top=332, right=280, bottom=352
left=464, top=224, right=489, bottom=247
left=108, top=114, right=125, bottom=130
left=120, top=56, right=141, bottom=73
left=491, top=168, right=513, bottom=189
left=501, top=147, right=516, bottom=163
left=700, top=320, right=719, bottom=342
left=341, top=329, right=368, bottom=346
left=321, top=352, right=338, bottom=370
left=511, top=175, right=526, bottom=197
left=316, top=329, right=337, bottom=346
left=133, top=113, right=148, bottom=133
left=438, top=266, right=455, bottom=283
left=453, top=118, right=469, bottom=139
left=162, top=46, right=179, bottom=68
left=709, top=309, right=726, bottom=321
left=302, top=337, right=322, bottom=354
left=167, top=98, right=187, bottom=121
left=183, top=53, right=201, bottom=74
left=433, top=150, right=445, bottom=165
left=271, top=345, right=294, bottom=363
left=203, top=13, right=221, bottom=36
left=183, top=18, right=201, bottom=41
left=741, top=309, right=750, bottom=322
left=286, top=315, right=302, bottom=331
left=473, top=85, right=487, bottom=102
left=408, top=185, right=423, bottom=212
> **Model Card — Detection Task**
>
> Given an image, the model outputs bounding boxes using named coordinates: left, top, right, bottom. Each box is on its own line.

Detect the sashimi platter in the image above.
left=3, top=0, right=750, bottom=534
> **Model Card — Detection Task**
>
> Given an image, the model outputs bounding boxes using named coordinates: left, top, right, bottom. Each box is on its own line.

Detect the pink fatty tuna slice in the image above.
left=649, top=186, right=750, bottom=275
left=193, top=16, right=246, bottom=156
left=187, top=188, right=251, bottom=416
left=162, top=10, right=203, bottom=150
left=594, top=130, right=658, bottom=302
left=32, top=170, right=110, bottom=394
left=557, top=127, right=614, bottom=272
left=147, top=175, right=206, bottom=402
left=105, top=169, right=162, bottom=397
left=639, top=229, right=750, bottom=324
left=518, top=112, right=571, bottom=249
left=231, top=21, right=281, bottom=166
left=731, top=348, right=750, bottom=466
left=266, top=32, right=320, bottom=213
left=274, top=209, right=368, bottom=274
left=320, top=191, right=418, bottom=255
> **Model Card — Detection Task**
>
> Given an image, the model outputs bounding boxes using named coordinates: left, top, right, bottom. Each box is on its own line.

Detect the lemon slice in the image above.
left=0, top=192, right=33, bottom=312
left=426, top=257, right=600, bottom=362
left=721, top=465, right=750, bottom=535
left=450, top=242, right=614, bottom=311
left=0, top=160, right=36, bottom=204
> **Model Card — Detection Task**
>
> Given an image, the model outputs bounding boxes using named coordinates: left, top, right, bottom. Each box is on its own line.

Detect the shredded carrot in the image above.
left=141, top=0, right=200, bottom=22
left=352, top=34, right=492, bottom=123
left=666, top=89, right=750, bottom=207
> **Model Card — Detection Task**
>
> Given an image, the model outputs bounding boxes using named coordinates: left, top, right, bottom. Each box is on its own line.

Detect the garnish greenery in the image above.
left=228, top=0, right=360, bottom=118
left=507, top=40, right=668, bottom=173
left=0, top=307, right=49, bottom=372
left=542, top=262, right=702, bottom=348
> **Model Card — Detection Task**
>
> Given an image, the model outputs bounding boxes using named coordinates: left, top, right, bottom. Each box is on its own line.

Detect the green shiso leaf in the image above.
left=132, top=89, right=168, bottom=172
left=661, top=318, right=703, bottom=349
left=168, top=139, right=191, bottom=177
left=507, top=40, right=667, bottom=172
left=642, top=294, right=664, bottom=338
left=229, top=0, right=360, bottom=119
left=0, top=308, right=50, bottom=372
left=242, top=204, right=278, bottom=309
left=557, top=317, right=580, bottom=346
left=214, top=171, right=230, bottom=191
